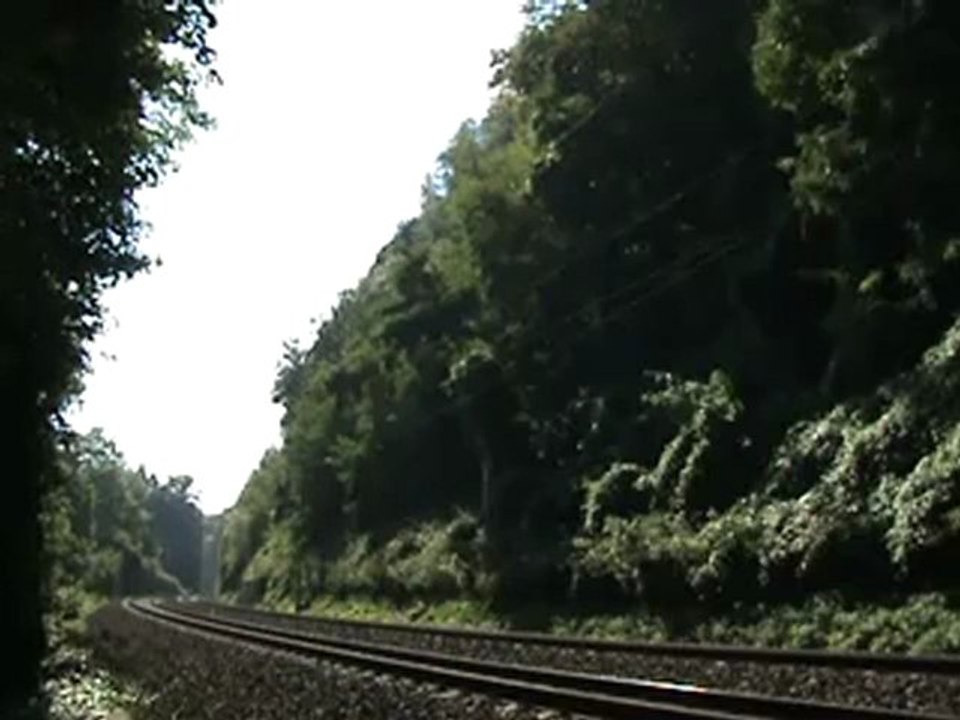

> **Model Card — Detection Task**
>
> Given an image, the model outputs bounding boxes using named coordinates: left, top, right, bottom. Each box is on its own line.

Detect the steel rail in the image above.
left=185, top=599, right=960, bottom=675
left=130, top=599, right=952, bottom=720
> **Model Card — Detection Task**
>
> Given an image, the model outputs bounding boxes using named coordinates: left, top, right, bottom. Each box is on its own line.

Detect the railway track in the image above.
left=129, top=599, right=956, bottom=720
left=183, top=599, right=960, bottom=675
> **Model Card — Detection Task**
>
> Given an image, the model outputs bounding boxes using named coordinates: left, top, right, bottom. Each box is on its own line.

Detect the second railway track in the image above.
left=129, top=599, right=956, bottom=720
left=183, top=599, right=960, bottom=675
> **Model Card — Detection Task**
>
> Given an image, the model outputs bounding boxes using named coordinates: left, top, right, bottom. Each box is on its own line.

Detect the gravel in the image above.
left=191, top=603, right=960, bottom=718
left=89, top=603, right=582, bottom=720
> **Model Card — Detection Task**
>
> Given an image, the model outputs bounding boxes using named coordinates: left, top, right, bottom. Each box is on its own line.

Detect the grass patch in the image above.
left=302, top=594, right=502, bottom=628
left=282, top=592, right=960, bottom=654
left=551, top=593, right=960, bottom=653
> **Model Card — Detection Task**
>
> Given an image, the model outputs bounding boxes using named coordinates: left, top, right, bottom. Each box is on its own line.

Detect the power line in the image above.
left=387, top=233, right=757, bottom=438
left=282, top=137, right=770, bottom=455
left=520, top=144, right=760, bottom=298
left=398, top=160, right=798, bottom=430
left=423, top=143, right=764, bottom=384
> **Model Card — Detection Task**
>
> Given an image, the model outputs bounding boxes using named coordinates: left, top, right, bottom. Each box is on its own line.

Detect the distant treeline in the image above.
left=46, top=429, right=207, bottom=617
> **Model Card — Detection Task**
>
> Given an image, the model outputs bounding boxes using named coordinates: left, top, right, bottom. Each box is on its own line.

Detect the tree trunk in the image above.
left=0, top=393, right=44, bottom=713
left=477, top=433, right=494, bottom=524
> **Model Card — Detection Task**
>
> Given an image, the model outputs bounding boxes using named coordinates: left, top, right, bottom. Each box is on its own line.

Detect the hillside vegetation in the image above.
left=220, top=0, right=960, bottom=641
left=45, top=430, right=206, bottom=638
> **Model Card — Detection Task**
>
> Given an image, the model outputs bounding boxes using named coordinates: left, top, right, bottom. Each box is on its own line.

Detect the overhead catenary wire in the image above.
left=277, top=100, right=778, bottom=492
left=289, top=157, right=779, bottom=457
left=376, top=231, right=758, bottom=446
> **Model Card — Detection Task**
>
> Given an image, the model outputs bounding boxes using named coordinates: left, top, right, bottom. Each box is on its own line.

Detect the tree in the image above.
left=148, top=476, right=204, bottom=592
left=200, top=514, right=225, bottom=597
left=754, top=0, right=960, bottom=395
left=218, top=0, right=960, bottom=625
left=49, top=429, right=183, bottom=603
left=0, top=1, right=216, bottom=709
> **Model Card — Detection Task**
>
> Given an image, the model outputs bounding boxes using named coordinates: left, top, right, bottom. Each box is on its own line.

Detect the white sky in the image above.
left=68, top=0, right=527, bottom=515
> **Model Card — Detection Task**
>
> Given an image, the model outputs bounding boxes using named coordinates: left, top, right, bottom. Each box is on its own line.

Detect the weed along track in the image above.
left=181, top=600, right=960, bottom=716
left=186, top=599, right=960, bottom=673
left=122, top=600, right=959, bottom=719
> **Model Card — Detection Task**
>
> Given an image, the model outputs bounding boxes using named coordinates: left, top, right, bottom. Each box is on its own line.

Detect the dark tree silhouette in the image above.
left=0, top=1, right=215, bottom=710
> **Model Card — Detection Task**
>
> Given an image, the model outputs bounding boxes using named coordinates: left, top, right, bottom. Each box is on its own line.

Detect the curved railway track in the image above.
left=183, top=599, right=960, bottom=675
left=129, top=599, right=956, bottom=720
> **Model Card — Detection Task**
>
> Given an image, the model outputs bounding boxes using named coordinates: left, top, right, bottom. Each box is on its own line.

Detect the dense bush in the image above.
left=322, top=513, right=486, bottom=602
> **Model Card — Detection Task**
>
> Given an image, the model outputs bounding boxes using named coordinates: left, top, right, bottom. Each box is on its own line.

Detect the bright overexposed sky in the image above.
left=68, top=1, right=527, bottom=514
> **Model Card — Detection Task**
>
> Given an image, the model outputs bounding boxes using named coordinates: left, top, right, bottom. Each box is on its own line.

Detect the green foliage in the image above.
left=888, top=425, right=960, bottom=570
left=45, top=644, right=139, bottom=720
left=322, top=514, right=486, bottom=602
left=220, top=450, right=288, bottom=592
left=763, top=317, right=960, bottom=588
left=582, top=463, right=645, bottom=534
left=148, top=476, right=204, bottom=592
left=691, top=508, right=765, bottom=602
left=199, top=514, right=224, bottom=598
left=0, top=0, right=216, bottom=707
left=549, top=592, right=960, bottom=653
left=300, top=589, right=960, bottom=655
left=381, top=514, right=483, bottom=599
left=755, top=0, right=960, bottom=220
left=754, top=0, right=960, bottom=396
left=241, top=521, right=319, bottom=608
left=575, top=513, right=700, bottom=606
left=298, top=593, right=503, bottom=629
left=579, top=373, right=749, bottom=527
left=636, top=371, right=750, bottom=516
left=220, top=0, right=960, bottom=639
left=45, top=428, right=205, bottom=615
